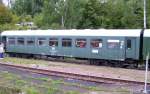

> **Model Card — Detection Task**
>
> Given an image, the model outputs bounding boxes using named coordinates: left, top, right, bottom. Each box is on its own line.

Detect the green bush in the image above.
left=25, top=87, right=39, bottom=94
left=66, top=91, right=80, bottom=94
left=0, top=86, right=21, bottom=94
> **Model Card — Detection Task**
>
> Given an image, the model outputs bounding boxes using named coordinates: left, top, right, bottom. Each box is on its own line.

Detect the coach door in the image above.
left=1, top=36, right=6, bottom=50
left=125, top=38, right=136, bottom=59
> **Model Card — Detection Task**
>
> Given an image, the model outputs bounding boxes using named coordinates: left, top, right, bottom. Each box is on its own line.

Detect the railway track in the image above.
left=0, top=62, right=149, bottom=85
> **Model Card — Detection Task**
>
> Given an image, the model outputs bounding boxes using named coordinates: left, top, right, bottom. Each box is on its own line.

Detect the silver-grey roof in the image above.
left=144, top=29, right=150, bottom=37
left=1, top=29, right=142, bottom=37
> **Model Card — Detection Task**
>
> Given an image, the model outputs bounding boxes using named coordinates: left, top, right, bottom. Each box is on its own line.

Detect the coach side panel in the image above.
left=143, top=37, right=150, bottom=60
left=5, top=35, right=139, bottom=61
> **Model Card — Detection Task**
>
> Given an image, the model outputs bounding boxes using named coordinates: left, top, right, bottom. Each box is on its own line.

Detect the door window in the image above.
left=127, top=39, right=132, bottom=49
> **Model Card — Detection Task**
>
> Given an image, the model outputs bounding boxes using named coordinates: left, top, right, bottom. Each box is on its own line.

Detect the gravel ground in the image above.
left=7, top=61, right=150, bottom=82
left=1, top=57, right=150, bottom=82
left=0, top=65, right=89, bottom=94
left=0, top=57, right=150, bottom=94
left=0, top=63, right=147, bottom=94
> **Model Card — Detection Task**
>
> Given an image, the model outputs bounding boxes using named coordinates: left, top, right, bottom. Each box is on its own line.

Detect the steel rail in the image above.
left=0, top=63, right=149, bottom=85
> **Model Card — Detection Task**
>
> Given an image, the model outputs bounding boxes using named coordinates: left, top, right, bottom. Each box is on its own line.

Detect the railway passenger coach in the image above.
left=1, top=29, right=150, bottom=67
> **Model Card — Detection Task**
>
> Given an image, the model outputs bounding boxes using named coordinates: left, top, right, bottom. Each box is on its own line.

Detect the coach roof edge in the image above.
left=1, top=29, right=142, bottom=37
left=143, top=29, right=150, bottom=37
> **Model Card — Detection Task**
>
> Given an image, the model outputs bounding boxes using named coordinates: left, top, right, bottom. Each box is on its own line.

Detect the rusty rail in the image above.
left=0, top=63, right=149, bottom=85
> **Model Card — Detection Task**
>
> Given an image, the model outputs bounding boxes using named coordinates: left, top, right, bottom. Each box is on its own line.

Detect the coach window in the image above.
left=127, top=39, right=131, bottom=49
left=38, top=38, right=46, bottom=46
left=62, top=38, right=72, bottom=47
left=107, top=40, right=120, bottom=49
left=49, top=38, right=58, bottom=47
left=17, top=38, right=24, bottom=45
left=27, top=38, right=35, bottom=45
left=8, top=37, right=15, bottom=45
left=91, top=39, right=103, bottom=48
left=75, top=39, right=86, bottom=48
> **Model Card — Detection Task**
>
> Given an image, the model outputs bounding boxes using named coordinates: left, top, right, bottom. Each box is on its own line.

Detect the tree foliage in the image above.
left=33, top=0, right=87, bottom=29
left=147, top=0, right=150, bottom=28
left=11, top=0, right=43, bottom=16
left=0, top=4, right=14, bottom=31
left=78, top=0, right=144, bottom=29
left=0, top=4, right=12, bottom=24
left=1, top=0, right=150, bottom=30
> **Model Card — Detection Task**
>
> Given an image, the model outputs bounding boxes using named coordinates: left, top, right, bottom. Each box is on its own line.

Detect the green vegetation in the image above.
left=0, top=0, right=150, bottom=31
left=25, top=87, right=39, bottom=94
left=1, top=57, right=49, bottom=65
left=0, top=57, right=145, bottom=93
left=0, top=66, right=133, bottom=94
left=0, top=86, right=21, bottom=94
left=66, top=91, right=80, bottom=94
left=78, top=0, right=144, bottom=29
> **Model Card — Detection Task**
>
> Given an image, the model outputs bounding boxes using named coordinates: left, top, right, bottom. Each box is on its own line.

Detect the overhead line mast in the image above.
left=144, top=0, right=147, bottom=29
left=143, top=0, right=149, bottom=93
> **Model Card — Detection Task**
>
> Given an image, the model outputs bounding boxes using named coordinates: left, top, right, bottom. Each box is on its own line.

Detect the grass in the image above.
left=30, top=76, right=52, bottom=82
left=0, top=57, right=49, bottom=65
left=0, top=70, right=138, bottom=94
left=66, top=91, right=80, bottom=94
left=2, top=57, right=149, bottom=84
left=15, top=80, right=27, bottom=86
left=0, top=68, right=132, bottom=94
left=31, top=76, right=131, bottom=94
left=0, top=70, right=82, bottom=94
left=0, top=86, right=21, bottom=94
left=46, top=87, right=58, bottom=94
left=0, top=57, right=143, bottom=94
left=24, top=87, right=40, bottom=94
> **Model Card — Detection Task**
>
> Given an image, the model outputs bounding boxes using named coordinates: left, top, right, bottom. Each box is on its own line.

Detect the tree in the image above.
left=11, top=0, right=44, bottom=16
left=121, top=0, right=143, bottom=28
left=0, top=4, right=14, bottom=31
left=32, top=0, right=43, bottom=15
left=78, top=0, right=144, bottom=29
left=11, top=0, right=150, bottom=29
left=33, top=0, right=88, bottom=29
left=78, top=0, right=107, bottom=29
left=63, top=0, right=88, bottom=29
left=147, top=0, right=150, bottom=28
left=39, top=0, right=61, bottom=29
left=0, top=4, right=12, bottom=24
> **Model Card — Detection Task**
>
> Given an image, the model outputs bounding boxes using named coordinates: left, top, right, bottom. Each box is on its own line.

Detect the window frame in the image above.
left=49, top=38, right=58, bottom=47
left=27, top=38, right=35, bottom=46
left=107, top=39, right=120, bottom=49
left=75, top=39, right=87, bottom=48
left=37, top=38, right=47, bottom=46
left=8, top=37, right=16, bottom=45
left=62, top=38, right=72, bottom=47
left=91, top=39, right=103, bottom=48
left=17, top=37, right=25, bottom=45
